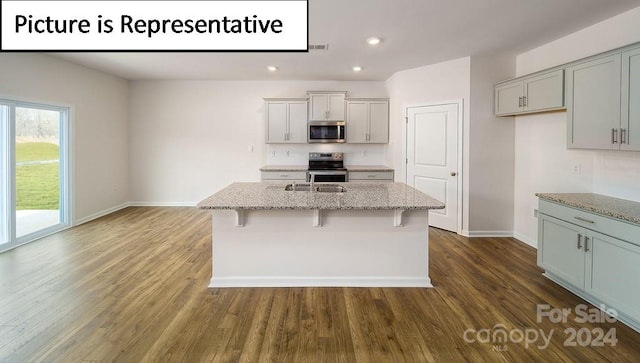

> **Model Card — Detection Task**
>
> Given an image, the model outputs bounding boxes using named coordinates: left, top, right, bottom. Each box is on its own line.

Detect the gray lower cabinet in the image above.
left=260, top=171, right=307, bottom=182
left=537, top=200, right=640, bottom=331
left=348, top=171, right=394, bottom=182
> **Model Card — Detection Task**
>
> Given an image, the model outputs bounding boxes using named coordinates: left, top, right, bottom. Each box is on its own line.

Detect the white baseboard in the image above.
left=209, top=276, right=433, bottom=288
left=128, top=201, right=197, bottom=207
left=513, top=232, right=537, bottom=248
left=466, top=230, right=514, bottom=238
left=73, top=202, right=130, bottom=226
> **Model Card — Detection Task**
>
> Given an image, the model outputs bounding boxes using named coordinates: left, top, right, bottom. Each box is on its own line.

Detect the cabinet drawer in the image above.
left=261, top=171, right=307, bottom=180
left=539, top=199, right=639, bottom=245
left=348, top=171, right=394, bottom=181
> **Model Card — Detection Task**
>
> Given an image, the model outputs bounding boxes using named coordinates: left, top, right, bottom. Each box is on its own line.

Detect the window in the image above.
left=0, top=99, right=71, bottom=252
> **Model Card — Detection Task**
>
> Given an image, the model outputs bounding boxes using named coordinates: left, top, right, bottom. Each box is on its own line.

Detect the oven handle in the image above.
left=308, top=170, right=348, bottom=176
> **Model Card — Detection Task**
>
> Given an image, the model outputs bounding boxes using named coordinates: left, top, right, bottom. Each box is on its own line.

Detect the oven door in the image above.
left=308, top=170, right=348, bottom=182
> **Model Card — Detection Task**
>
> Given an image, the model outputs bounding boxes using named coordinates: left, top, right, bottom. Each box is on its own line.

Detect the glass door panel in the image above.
left=0, top=104, right=8, bottom=245
left=14, top=106, right=62, bottom=238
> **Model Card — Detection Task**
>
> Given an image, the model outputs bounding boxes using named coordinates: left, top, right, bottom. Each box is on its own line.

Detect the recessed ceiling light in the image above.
left=267, top=66, right=278, bottom=72
left=352, top=66, right=363, bottom=72
left=366, top=37, right=382, bottom=46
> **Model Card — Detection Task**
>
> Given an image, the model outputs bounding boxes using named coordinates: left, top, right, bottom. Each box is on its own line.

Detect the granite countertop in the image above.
left=260, top=165, right=307, bottom=172
left=198, top=182, right=444, bottom=211
left=536, top=193, right=640, bottom=225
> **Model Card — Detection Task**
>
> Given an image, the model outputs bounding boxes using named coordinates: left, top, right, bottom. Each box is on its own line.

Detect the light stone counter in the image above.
left=197, top=182, right=444, bottom=211
left=259, top=165, right=307, bottom=172
left=536, top=193, right=640, bottom=225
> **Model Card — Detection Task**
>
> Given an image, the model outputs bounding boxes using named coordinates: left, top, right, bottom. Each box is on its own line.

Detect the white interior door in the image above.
left=406, top=103, right=460, bottom=232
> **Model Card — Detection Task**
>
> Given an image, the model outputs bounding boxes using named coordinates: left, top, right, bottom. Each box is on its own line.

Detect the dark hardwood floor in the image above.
left=1, top=207, right=639, bottom=362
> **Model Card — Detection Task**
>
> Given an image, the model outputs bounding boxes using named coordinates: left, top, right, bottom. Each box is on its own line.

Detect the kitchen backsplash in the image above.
left=265, top=144, right=387, bottom=165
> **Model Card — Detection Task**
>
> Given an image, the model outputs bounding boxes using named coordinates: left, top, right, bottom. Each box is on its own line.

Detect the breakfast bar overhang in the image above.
left=197, top=182, right=444, bottom=288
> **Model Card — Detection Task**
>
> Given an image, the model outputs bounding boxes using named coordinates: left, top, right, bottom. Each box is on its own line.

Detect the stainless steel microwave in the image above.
left=308, top=121, right=345, bottom=143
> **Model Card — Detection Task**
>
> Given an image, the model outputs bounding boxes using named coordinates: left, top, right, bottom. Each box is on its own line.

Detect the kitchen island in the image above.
left=197, top=182, right=444, bottom=288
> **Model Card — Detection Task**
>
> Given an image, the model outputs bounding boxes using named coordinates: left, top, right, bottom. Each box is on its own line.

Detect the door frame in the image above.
left=404, top=100, right=464, bottom=234
left=0, top=95, right=74, bottom=252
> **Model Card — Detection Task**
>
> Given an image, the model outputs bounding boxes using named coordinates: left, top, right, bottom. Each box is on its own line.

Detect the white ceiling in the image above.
left=50, top=0, right=640, bottom=81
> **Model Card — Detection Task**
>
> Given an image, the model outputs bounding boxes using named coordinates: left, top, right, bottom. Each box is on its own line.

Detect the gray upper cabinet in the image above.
left=566, top=54, right=621, bottom=150
left=307, top=91, right=347, bottom=121
left=622, top=47, right=640, bottom=151
left=264, top=98, right=308, bottom=144
left=565, top=44, right=640, bottom=151
left=346, top=98, right=389, bottom=143
left=494, top=69, right=564, bottom=116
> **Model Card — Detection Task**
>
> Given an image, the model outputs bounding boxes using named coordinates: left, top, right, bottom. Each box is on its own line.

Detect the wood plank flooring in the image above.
left=1, top=207, right=639, bottom=362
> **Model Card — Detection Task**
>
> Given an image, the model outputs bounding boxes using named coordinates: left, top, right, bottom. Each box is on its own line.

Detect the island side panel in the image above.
left=210, top=209, right=431, bottom=287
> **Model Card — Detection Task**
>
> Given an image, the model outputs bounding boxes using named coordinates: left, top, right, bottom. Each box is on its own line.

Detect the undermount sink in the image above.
left=284, top=184, right=346, bottom=193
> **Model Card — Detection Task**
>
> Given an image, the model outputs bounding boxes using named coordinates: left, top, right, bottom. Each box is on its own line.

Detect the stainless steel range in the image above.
left=308, top=152, right=348, bottom=182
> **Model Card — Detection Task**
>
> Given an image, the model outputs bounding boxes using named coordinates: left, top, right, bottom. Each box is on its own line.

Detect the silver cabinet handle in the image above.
left=612, top=128, right=618, bottom=144
left=584, top=237, right=590, bottom=252
left=450, top=172, right=457, bottom=176
left=523, top=96, right=527, bottom=107
left=574, top=216, right=595, bottom=224
left=518, top=97, right=523, bottom=107
left=621, top=128, right=627, bottom=144
left=577, top=234, right=582, bottom=250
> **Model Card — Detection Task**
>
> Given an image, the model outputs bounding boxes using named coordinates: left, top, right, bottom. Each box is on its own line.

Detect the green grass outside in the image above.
left=16, top=142, right=60, bottom=210
left=16, top=142, right=59, bottom=162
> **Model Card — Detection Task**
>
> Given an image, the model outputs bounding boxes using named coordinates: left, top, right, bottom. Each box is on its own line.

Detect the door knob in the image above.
left=450, top=172, right=457, bottom=176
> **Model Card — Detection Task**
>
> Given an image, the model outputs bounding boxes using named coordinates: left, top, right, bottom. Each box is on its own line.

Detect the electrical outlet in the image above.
left=572, top=163, right=582, bottom=175
left=271, top=150, right=276, bottom=157
left=286, top=150, right=290, bottom=157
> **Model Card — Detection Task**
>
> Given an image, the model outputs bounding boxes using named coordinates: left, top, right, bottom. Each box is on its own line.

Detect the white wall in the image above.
left=385, top=57, right=471, bottom=232
left=0, top=53, right=129, bottom=224
left=469, top=53, right=516, bottom=235
left=128, top=80, right=387, bottom=204
left=513, top=7, right=640, bottom=246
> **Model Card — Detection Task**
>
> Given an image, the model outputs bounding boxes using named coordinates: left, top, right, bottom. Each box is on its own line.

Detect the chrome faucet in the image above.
left=292, top=180, right=296, bottom=192
left=309, top=173, right=315, bottom=191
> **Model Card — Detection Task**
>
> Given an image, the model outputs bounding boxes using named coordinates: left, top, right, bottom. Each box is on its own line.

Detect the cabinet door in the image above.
left=368, top=101, right=389, bottom=143
left=348, top=171, right=394, bottom=181
left=309, top=94, right=328, bottom=120
left=287, top=101, right=308, bottom=143
left=566, top=54, right=621, bottom=150
left=524, top=70, right=564, bottom=112
left=327, top=94, right=346, bottom=120
left=585, top=231, right=640, bottom=323
left=621, top=47, right=640, bottom=151
left=538, top=214, right=585, bottom=289
left=346, top=101, right=368, bottom=143
left=265, top=101, right=287, bottom=143
left=494, top=81, right=523, bottom=116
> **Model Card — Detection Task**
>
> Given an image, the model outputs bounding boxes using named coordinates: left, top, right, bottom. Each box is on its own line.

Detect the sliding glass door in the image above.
left=0, top=99, right=70, bottom=252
